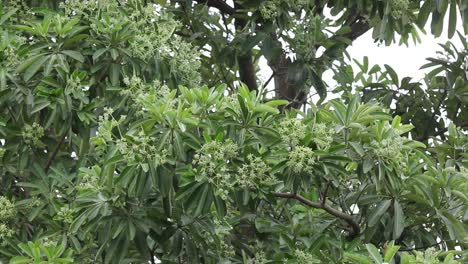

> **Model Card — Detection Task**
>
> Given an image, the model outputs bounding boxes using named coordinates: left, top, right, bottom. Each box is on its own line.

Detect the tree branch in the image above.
left=44, top=128, right=69, bottom=173
left=272, top=192, right=360, bottom=239
left=320, top=183, right=330, bottom=206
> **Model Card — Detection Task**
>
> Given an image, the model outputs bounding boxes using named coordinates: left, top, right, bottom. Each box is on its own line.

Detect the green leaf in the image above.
left=344, top=252, right=372, bottom=264
left=417, top=1, right=432, bottom=28
left=93, top=48, right=108, bottom=61
left=31, top=99, right=51, bottom=114
left=173, top=131, right=186, bottom=161
left=22, top=55, right=48, bottom=81
left=61, top=50, right=85, bottom=63
left=109, top=63, right=120, bottom=86
left=365, top=244, right=383, bottom=264
left=393, top=200, right=405, bottom=239
left=431, top=10, right=445, bottom=37
left=448, top=0, right=457, bottom=38
left=349, top=142, right=365, bottom=157
left=384, top=64, right=398, bottom=86
left=0, top=7, right=18, bottom=25
left=368, top=199, right=391, bottom=227
left=384, top=243, right=400, bottom=262
left=265, top=100, right=288, bottom=107
left=310, top=68, right=327, bottom=99
left=437, top=210, right=466, bottom=240
left=169, top=230, right=184, bottom=259
left=254, top=104, right=279, bottom=114
left=9, top=256, right=33, bottom=264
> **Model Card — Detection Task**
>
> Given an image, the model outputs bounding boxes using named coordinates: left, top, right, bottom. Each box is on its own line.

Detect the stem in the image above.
left=272, top=192, right=361, bottom=239
left=44, top=127, right=69, bottom=173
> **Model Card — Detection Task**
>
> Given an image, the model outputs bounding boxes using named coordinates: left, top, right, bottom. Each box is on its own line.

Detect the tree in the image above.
left=0, top=0, right=466, bottom=263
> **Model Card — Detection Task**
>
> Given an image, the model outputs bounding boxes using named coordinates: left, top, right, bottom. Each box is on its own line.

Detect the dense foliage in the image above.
left=0, top=0, right=467, bottom=263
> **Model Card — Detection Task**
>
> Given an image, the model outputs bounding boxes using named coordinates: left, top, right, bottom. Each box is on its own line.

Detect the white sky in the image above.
left=258, top=14, right=466, bottom=102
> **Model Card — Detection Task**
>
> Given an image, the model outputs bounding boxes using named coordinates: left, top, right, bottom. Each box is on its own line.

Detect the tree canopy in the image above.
left=0, top=0, right=467, bottom=263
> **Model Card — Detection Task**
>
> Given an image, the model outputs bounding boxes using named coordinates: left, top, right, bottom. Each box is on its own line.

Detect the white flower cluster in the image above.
left=127, top=4, right=202, bottom=86
left=294, top=249, right=319, bottom=264
left=59, top=0, right=99, bottom=17
left=22, top=122, right=44, bottom=147
left=132, top=80, right=177, bottom=117
left=287, top=146, right=316, bottom=174
left=247, top=249, right=268, bottom=264
left=193, top=141, right=276, bottom=199
left=90, top=15, right=128, bottom=36
left=3, top=0, right=30, bottom=22
left=168, top=38, right=202, bottom=87
left=122, top=75, right=148, bottom=101
left=259, top=0, right=281, bottom=20
left=311, top=123, right=335, bottom=150
left=65, top=72, right=89, bottom=101
left=390, top=0, right=409, bottom=19
left=116, top=131, right=168, bottom=165
left=64, top=0, right=201, bottom=87
left=237, top=154, right=276, bottom=188
left=290, top=16, right=321, bottom=60
left=40, top=236, right=58, bottom=247
left=278, top=118, right=307, bottom=146
left=0, top=196, right=15, bottom=244
left=77, top=166, right=102, bottom=191
left=0, top=197, right=15, bottom=222
left=219, top=240, right=236, bottom=258
left=0, top=32, right=25, bottom=69
left=96, top=107, right=116, bottom=143
left=370, top=137, right=404, bottom=162
left=53, top=205, right=75, bottom=224
left=193, top=140, right=238, bottom=200
left=0, top=223, right=14, bottom=245
left=443, top=166, right=468, bottom=191
left=93, top=107, right=167, bottom=167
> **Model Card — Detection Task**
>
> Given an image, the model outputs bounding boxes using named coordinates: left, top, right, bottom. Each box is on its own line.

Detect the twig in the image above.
left=320, top=183, right=330, bottom=205
left=44, top=128, right=69, bottom=173
left=272, top=192, right=360, bottom=239
left=263, top=72, right=275, bottom=89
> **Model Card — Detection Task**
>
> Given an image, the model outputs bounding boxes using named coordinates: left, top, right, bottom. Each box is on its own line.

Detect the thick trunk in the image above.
left=269, top=54, right=307, bottom=109
left=237, top=53, right=258, bottom=91
left=234, top=2, right=258, bottom=91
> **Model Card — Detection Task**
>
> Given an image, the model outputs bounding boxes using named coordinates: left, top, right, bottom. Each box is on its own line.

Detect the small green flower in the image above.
left=390, top=0, right=409, bottom=19
left=259, top=0, right=280, bottom=20
left=54, top=205, right=75, bottom=224
left=247, top=249, right=268, bottom=264
left=22, top=122, right=44, bottom=147
left=311, top=123, right=335, bottom=150
left=287, top=146, right=316, bottom=174
left=294, top=249, right=320, bottom=264
left=279, top=118, right=307, bottom=146
left=0, top=223, right=14, bottom=240
left=237, top=154, right=276, bottom=188
left=193, top=140, right=238, bottom=200
left=370, top=137, right=403, bottom=161
left=0, top=196, right=16, bottom=222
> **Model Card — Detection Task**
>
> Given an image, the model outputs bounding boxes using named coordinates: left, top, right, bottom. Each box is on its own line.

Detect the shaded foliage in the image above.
left=0, top=1, right=466, bottom=264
